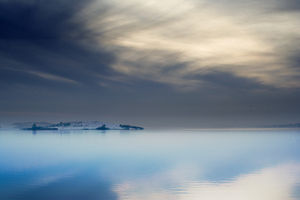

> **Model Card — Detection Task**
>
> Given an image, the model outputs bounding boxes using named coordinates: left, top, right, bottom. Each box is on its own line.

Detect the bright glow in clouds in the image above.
left=81, top=0, right=300, bottom=89
left=114, top=163, right=300, bottom=200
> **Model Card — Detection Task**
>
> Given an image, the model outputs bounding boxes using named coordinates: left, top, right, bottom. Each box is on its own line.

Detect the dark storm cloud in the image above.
left=0, top=0, right=92, bottom=39
left=279, top=0, right=300, bottom=11
left=205, top=0, right=300, bottom=12
left=285, top=47, right=300, bottom=69
left=0, top=39, right=115, bottom=87
left=187, top=70, right=268, bottom=91
left=0, top=0, right=299, bottom=128
left=0, top=0, right=116, bottom=89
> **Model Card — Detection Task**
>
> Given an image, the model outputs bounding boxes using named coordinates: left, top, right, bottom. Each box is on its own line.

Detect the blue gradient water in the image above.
left=0, top=129, right=300, bottom=200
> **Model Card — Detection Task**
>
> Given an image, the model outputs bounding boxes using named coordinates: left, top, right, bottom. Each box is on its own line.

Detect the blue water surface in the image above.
left=0, top=129, right=300, bottom=200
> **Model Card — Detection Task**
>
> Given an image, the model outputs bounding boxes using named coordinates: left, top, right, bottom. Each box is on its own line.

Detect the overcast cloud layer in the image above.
left=0, top=0, right=300, bottom=128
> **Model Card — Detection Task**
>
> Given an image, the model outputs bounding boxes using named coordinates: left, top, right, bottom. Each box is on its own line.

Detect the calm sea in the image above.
left=0, top=129, right=300, bottom=200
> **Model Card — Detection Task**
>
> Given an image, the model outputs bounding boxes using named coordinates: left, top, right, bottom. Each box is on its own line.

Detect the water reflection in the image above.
left=0, top=129, right=300, bottom=200
left=114, top=163, right=300, bottom=200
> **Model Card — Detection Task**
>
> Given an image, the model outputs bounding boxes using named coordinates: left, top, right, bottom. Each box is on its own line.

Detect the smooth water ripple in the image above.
left=0, top=129, right=300, bottom=200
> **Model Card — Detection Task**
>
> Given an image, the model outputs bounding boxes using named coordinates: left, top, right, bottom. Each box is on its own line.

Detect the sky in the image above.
left=0, top=0, right=300, bottom=128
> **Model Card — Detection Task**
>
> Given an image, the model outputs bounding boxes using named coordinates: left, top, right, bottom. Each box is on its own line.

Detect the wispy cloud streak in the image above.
left=0, top=0, right=300, bottom=125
